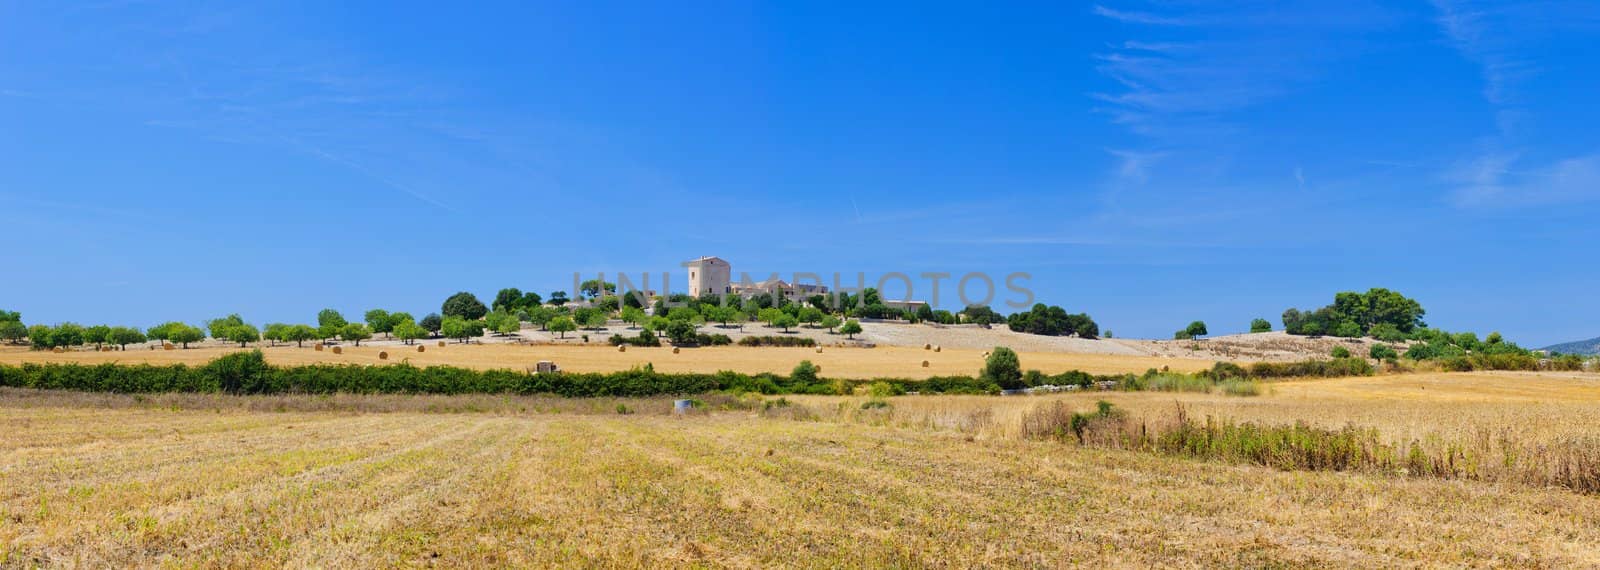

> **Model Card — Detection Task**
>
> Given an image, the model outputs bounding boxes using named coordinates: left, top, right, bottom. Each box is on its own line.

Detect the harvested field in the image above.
left=0, top=344, right=1214, bottom=378
left=6, top=373, right=1600, bottom=567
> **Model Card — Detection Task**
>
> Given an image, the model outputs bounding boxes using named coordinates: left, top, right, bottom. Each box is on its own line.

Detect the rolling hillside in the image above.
left=1543, top=336, right=1600, bottom=355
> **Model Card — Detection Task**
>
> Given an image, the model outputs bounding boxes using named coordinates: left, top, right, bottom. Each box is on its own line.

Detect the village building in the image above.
left=684, top=256, right=732, bottom=296
left=685, top=256, right=830, bottom=300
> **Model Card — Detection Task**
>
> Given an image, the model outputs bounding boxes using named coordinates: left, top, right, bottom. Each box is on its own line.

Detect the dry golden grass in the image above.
left=0, top=343, right=1212, bottom=378
left=792, top=370, right=1600, bottom=442
left=3, top=394, right=1599, bottom=567
left=6, top=371, right=1600, bottom=566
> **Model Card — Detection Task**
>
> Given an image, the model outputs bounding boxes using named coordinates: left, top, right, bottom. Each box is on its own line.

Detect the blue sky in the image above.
left=3, top=1, right=1598, bottom=345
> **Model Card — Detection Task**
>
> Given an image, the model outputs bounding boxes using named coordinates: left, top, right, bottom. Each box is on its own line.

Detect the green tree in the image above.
left=442, top=292, right=488, bottom=320
left=262, top=323, right=288, bottom=346
left=1368, top=323, right=1406, bottom=342
left=579, top=279, right=615, bottom=299
left=440, top=316, right=482, bottom=343
left=1331, top=346, right=1352, bottom=358
left=547, top=316, right=577, bottom=339
left=490, top=311, right=521, bottom=335
left=146, top=322, right=172, bottom=345
left=664, top=320, right=696, bottom=345
left=792, top=360, right=820, bottom=384
left=1185, top=321, right=1209, bottom=338
left=773, top=314, right=799, bottom=332
left=525, top=306, right=555, bottom=330
left=700, top=305, right=731, bottom=326
left=1250, top=318, right=1272, bottom=333
left=757, top=308, right=783, bottom=326
left=28, top=324, right=53, bottom=349
left=0, top=309, right=19, bottom=322
left=365, top=309, right=397, bottom=338
left=0, top=320, right=28, bottom=345
left=225, top=323, right=261, bottom=347
left=519, top=291, right=543, bottom=308
left=317, top=309, right=348, bottom=340
left=166, top=323, right=204, bottom=349
left=819, top=315, right=841, bottom=333
left=960, top=305, right=1001, bottom=325
left=50, top=323, right=86, bottom=348
left=206, top=314, right=246, bottom=340
left=584, top=311, right=609, bottom=330
left=644, top=315, right=670, bottom=333
left=1369, top=344, right=1398, bottom=360
left=283, top=324, right=318, bottom=348
left=493, top=288, right=524, bottom=312
left=839, top=319, right=863, bottom=339
left=341, top=323, right=372, bottom=346
left=393, top=320, right=427, bottom=345
left=84, top=324, right=112, bottom=348
left=798, top=307, right=824, bottom=327
left=108, top=326, right=146, bottom=350
left=981, top=347, right=1024, bottom=390
left=484, top=310, right=516, bottom=336
left=620, top=306, right=646, bottom=329
left=548, top=291, right=569, bottom=306
left=419, top=313, right=443, bottom=336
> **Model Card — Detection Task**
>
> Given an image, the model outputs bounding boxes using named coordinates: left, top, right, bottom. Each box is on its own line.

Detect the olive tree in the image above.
left=547, top=316, right=577, bottom=339
left=108, top=326, right=147, bottom=350
left=341, top=323, right=373, bottom=346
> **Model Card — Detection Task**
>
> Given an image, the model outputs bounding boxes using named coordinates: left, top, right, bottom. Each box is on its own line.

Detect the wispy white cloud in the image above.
left=1429, top=1, right=1600, bottom=207
left=1451, top=152, right=1600, bottom=207
left=1429, top=0, right=1537, bottom=107
left=1092, top=5, right=1190, bottom=26
left=1106, top=149, right=1164, bottom=183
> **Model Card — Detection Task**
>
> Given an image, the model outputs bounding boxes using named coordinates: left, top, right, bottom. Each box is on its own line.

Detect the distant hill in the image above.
left=1543, top=336, right=1600, bottom=356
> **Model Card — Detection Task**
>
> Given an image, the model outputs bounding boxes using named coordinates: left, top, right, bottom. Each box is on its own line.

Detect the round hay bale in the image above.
left=672, top=347, right=681, bottom=354
left=314, top=343, right=324, bottom=352
left=331, top=346, right=343, bottom=355
left=814, top=365, right=822, bottom=373
left=437, top=340, right=445, bottom=347
left=417, top=345, right=426, bottom=353
left=618, top=345, right=627, bottom=352
left=378, top=351, right=388, bottom=360
left=921, top=360, right=930, bottom=367
left=164, top=343, right=175, bottom=351
left=934, top=345, right=941, bottom=353
left=924, top=343, right=932, bottom=350
left=51, top=346, right=63, bottom=353
left=815, top=347, right=823, bottom=354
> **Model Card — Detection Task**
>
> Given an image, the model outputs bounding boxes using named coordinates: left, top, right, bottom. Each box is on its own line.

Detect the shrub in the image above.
left=1218, top=378, right=1262, bottom=397
left=1144, top=373, right=1212, bottom=393
left=1245, top=358, right=1374, bottom=379
left=791, top=360, right=820, bottom=384
left=1369, top=344, right=1398, bottom=360
left=1249, top=318, right=1272, bottom=333
left=1330, top=346, right=1351, bottom=358
left=736, top=336, right=816, bottom=347
left=609, top=330, right=662, bottom=347
left=981, top=347, right=1024, bottom=390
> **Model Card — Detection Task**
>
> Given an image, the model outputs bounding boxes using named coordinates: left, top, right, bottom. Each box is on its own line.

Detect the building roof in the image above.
left=684, top=256, right=727, bottom=265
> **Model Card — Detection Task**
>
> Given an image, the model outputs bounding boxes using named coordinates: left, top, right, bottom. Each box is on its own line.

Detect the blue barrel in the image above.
left=673, top=399, right=694, bottom=414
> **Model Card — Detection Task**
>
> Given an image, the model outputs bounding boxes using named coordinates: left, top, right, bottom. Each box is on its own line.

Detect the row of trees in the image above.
left=1283, top=288, right=1426, bottom=338
left=1006, top=304, right=1099, bottom=339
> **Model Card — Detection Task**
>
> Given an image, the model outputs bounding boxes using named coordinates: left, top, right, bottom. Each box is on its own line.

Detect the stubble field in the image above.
left=4, top=370, right=1600, bottom=567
